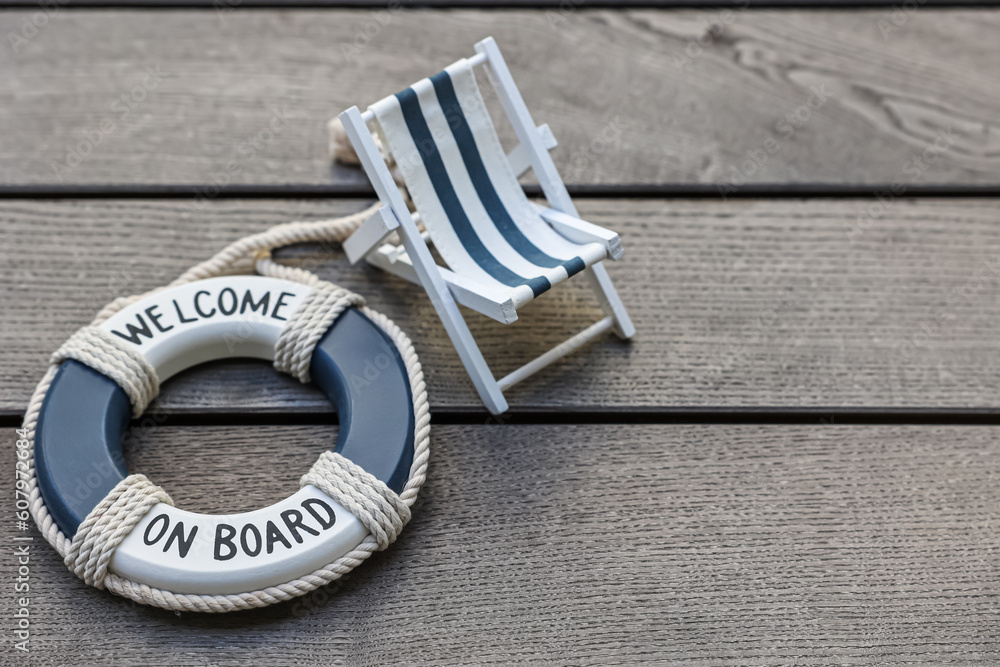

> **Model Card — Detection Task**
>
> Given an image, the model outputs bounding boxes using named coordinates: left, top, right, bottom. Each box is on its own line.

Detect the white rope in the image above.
left=275, top=282, right=365, bottom=383
left=51, top=326, right=159, bottom=418
left=302, top=452, right=410, bottom=550
left=64, top=475, right=173, bottom=589
left=21, top=202, right=435, bottom=612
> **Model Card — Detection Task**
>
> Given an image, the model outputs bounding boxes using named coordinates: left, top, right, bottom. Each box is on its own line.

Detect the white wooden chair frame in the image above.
left=339, top=36, right=635, bottom=414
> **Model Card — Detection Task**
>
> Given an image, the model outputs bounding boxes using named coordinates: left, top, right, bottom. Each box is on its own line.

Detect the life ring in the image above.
left=32, top=275, right=417, bottom=597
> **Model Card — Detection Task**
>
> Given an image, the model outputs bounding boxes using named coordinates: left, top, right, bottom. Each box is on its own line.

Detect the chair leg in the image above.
left=585, top=262, right=635, bottom=340
left=431, top=301, right=509, bottom=414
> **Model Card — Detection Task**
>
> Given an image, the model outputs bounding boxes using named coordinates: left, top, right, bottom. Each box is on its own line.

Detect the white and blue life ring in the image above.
left=32, top=275, right=418, bottom=597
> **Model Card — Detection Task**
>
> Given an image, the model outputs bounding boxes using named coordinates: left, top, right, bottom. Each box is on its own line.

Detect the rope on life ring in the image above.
left=21, top=203, right=433, bottom=613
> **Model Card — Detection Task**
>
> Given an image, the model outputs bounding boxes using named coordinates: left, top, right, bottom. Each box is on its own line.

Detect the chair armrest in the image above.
left=536, top=207, right=624, bottom=260
left=344, top=205, right=399, bottom=264
left=505, top=124, right=557, bottom=179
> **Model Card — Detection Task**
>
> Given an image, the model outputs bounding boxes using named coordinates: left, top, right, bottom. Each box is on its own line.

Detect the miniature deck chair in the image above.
left=338, top=36, right=634, bottom=414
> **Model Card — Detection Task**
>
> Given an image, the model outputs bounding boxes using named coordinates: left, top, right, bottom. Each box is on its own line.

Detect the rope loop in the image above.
left=52, top=326, right=160, bottom=418
left=301, top=451, right=411, bottom=550
left=64, top=475, right=173, bottom=589
left=274, top=281, right=366, bottom=383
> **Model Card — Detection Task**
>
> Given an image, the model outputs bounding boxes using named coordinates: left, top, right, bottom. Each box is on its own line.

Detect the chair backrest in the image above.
left=369, top=57, right=593, bottom=299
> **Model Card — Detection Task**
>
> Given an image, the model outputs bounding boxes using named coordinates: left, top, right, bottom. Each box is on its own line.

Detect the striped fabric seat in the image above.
left=370, top=58, right=608, bottom=309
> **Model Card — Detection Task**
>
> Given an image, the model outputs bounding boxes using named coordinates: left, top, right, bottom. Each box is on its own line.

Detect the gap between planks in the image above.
left=7, top=407, right=1000, bottom=428
left=1, top=184, right=998, bottom=199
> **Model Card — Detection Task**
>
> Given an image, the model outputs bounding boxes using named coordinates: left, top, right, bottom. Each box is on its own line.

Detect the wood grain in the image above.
left=3, top=422, right=999, bottom=665
left=3, top=197, right=1000, bottom=414
left=2, top=0, right=993, bottom=7
left=1, top=10, right=997, bottom=188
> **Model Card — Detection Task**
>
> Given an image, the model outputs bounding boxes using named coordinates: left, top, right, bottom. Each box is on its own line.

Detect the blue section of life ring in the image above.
left=35, top=307, right=415, bottom=538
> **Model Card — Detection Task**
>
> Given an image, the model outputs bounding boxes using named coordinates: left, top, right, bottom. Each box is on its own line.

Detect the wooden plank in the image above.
left=1, top=0, right=993, bottom=6
left=3, top=422, right=1000, bottom=663
left=1, top=10, right=997, bottom=188
left=3, top=197, right=1000, bottom=414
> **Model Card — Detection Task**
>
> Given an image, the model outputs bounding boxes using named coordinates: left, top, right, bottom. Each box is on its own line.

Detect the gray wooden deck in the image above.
left=2, top=8, right=999, bottom=665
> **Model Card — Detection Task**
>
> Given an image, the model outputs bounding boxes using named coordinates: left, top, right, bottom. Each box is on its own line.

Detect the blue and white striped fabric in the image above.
left=370, top=58, right=607, bottom=309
